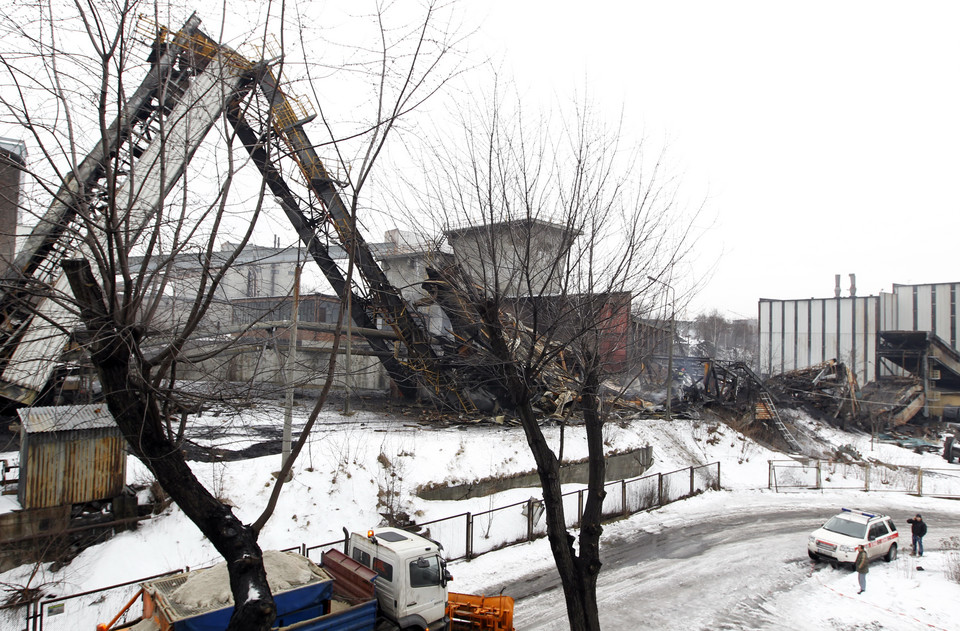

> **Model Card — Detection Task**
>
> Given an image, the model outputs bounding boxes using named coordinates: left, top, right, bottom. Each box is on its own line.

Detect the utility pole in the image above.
left=281, top=265, right=301, bottom=478
left=648, top=276, right=675, bottom=421
left=342, top=228, right=355, bottom=417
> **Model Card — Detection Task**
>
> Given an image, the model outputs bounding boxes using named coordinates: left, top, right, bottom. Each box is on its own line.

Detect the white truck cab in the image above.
left=347, top=527, right=452, bottom=631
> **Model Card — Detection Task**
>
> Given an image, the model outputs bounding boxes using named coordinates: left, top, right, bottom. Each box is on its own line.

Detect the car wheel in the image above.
left=808, top=550, right=819, bottom=561
left=885, top=543, right=897, bottom=562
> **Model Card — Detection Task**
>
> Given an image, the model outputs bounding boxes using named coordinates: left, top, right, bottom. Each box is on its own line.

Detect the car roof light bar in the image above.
left=841, top=508, right=877, bottom=518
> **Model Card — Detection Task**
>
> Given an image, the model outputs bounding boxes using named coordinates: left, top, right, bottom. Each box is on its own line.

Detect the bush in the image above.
left=942, top=536, right=960, bottom=585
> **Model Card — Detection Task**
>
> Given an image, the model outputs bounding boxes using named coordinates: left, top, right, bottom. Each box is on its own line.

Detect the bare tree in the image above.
left=406, top=86, right=701, bottom=631
left=0, top=1, right=464, bottom=629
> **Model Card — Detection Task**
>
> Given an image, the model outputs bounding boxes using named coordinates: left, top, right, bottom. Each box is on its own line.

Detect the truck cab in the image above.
left=347, top=527, right=451, bottom=631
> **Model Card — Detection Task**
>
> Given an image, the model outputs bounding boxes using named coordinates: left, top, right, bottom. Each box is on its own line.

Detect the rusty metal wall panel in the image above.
left=19, top=428, right=125, bottom=509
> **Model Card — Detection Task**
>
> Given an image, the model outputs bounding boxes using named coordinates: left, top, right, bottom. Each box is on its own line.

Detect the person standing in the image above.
left=855, top=544, right=869, bottom=594
left=907, top=514, right=927, bottom=556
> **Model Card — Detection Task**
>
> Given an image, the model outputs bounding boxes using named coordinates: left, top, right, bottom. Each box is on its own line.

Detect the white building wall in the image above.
left=810, top=299, right=824, bottom=366
left=759, top=295, right=879, bottom=386
left=782, top=301, right=796, bottom=371
left=935, top=284, right=954, bottom=347
left=895, top=285, right=914, bottom=331
left=796, top=300, right=810, bottom=369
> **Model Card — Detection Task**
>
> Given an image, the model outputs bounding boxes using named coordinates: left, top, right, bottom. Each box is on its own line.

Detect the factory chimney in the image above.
left=849, top=273, right=857, bottom=297
left=834, top=274, right=841, bottom=298
left=0, top=137, right=24, bottom=272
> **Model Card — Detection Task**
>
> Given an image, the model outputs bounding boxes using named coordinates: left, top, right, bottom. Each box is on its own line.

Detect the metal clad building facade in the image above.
left=884, top=283, right=960, bottom=349
left=759, top=296, right=879, bottom=386
left=17, top=405, right=126, bottom=509
left=760, top=282, right=960, bottom=385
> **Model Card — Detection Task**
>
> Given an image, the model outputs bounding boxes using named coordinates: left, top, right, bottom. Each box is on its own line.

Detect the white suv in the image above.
left=807, top=508, right=899, bottom=565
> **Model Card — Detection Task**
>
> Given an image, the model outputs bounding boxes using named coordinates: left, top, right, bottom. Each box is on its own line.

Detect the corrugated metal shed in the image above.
left=18, top=404, right=115, bottom=433
left=16, top=404, right=126, bottom=510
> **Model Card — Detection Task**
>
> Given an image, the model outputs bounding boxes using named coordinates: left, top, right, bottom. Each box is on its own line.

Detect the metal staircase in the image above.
left=757, top=392, right=802, bottom=453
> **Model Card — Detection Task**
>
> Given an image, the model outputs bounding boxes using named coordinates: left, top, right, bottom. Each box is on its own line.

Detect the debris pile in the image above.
left=763, top=360, right=859, bottom=422
left=858, top=376, right=924, bottom=428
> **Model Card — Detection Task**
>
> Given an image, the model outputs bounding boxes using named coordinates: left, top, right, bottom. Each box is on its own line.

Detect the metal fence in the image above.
left=4, top=462, right=720, bottom=630
left=768, top=459, right=960, bottom=497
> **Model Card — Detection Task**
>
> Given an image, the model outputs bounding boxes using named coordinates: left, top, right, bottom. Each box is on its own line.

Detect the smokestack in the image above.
left=0, top=138, right=25, bottom=273
left=835, top=274, right=841, bottom=298
left=849, top=273, right=856, bottom=297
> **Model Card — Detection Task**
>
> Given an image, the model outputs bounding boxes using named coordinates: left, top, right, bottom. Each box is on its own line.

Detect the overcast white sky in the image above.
left=6, top=0, right=957, bottom=320
left=464, top=1, right=960, bottom=319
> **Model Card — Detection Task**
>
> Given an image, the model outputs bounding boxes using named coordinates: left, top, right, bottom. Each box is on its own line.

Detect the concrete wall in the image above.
left=178, top=340, right=388, bottom=393
left=417, top=446, right=654, bottom=500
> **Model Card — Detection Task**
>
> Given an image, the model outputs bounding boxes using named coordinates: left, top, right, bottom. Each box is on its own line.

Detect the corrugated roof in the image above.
left=17, top=404, right=116, bottom=434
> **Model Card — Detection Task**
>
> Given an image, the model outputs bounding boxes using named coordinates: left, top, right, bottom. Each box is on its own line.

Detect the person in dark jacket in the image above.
left=906, top=514, right=927, bottom=556
left=855, top=544, right=869, bottom=594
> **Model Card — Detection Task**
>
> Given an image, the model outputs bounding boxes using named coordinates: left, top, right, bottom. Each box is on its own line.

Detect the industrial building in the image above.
left=758, top=275, right=960, bottom=419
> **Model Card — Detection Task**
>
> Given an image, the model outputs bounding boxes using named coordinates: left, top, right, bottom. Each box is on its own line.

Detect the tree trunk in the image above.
left=478, top=300, right=602, bottom=631
left=64, top=259, right=276, bottom=631
left=577, top=363, right=605, bottom=631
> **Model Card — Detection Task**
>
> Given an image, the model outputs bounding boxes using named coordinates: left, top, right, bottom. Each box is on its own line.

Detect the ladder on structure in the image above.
left=756, top=392, right=802, bottom=453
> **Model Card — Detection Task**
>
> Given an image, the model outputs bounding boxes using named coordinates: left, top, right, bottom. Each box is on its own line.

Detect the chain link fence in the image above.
left=768, top=459, right=960, bottom=497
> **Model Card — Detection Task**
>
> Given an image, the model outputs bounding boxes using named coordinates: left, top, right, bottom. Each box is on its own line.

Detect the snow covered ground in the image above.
left=1, top=401, right=959, bottom=630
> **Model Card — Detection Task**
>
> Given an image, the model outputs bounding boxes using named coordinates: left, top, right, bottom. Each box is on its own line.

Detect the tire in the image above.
left=885, top=543, right=898, bottom=562
left=808, top=550, right=820, bottom=561
left=945, top=436, right=956, bottom=463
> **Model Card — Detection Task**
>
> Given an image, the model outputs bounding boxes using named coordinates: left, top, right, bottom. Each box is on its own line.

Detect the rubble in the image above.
left=858, top=377, right=924, bottom=428
left=763, top=360, right=859, bottom=422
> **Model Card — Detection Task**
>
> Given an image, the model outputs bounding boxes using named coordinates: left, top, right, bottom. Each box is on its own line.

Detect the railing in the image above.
left=309, top=462, right=721, bottom=563
left=768, top=459, right=960, bottom=497
left=5, top=462, right=720, bottom=630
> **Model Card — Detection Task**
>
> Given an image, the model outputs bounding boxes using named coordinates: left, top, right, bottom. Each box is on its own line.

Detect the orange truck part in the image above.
left=447, top=592, right=515, bottom=631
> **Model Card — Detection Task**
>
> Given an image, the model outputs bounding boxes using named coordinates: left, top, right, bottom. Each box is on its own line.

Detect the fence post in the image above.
left=465, top=512, right=473, bottom=559
left=690, top=466, right=695, bottom=496
left=622, top=479, right=628, bottom=516
left=658, top=473, right=664, bottom=507
left=816, top=460, right=822, bottom=489
left=917, top=469, right=923, bottom=496
left=578, top=490, right=584, bottom=527
left=768, top=461, right=773, bottom=490
left=864, top=464, right=871, bottom=492
left=526, top=498, right=534, bottom=542
left=717, top=462, right=721, bottom=490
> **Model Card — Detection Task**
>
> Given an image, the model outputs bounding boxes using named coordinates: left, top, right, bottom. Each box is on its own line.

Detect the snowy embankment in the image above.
left=1, top=403, right=959, bottom=630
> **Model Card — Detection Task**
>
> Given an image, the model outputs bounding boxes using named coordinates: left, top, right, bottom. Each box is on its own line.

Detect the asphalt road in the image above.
left=492, top=501, right=960, bottom=630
